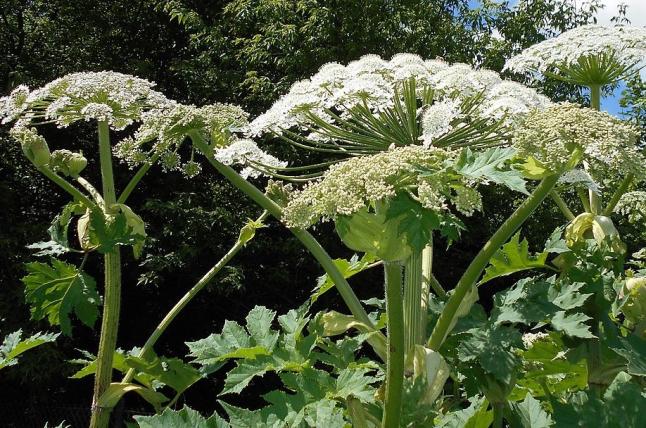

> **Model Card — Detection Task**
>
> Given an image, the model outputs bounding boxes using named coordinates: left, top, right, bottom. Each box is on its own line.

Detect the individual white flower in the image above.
left=214, top=138, right=287, bottom=179
left=614, top=191, right=646, bottom=224
left=504, top=25, right=646, bottom=85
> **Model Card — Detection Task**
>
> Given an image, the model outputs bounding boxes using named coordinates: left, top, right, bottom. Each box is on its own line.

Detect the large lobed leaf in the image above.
left=22, top=258, right=100, bottom=335
left=0, top=329, right=59, bottom=370
left=480, top=232, right=550, bottom=285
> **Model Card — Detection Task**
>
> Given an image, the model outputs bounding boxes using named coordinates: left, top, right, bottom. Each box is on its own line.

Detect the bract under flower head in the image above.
left=1, top=72, right=172, bottom=130
left=615, top=191, right=646, bottom=225
left=248, top=53, right=551, bottom=145
left=513, top=103, right=642, bottom=177
left=282, top=145, right=482, bottom=229
left=504, top=25, right=646, bottom=85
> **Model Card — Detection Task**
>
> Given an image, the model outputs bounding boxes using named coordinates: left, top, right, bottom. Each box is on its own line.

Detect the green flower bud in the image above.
left=21, top=134, right=51, bottom=167
left=411, top=345, right=450, bottom=405
left=620, top=277, right=646, bottom=334
left=566, top=213, right=625, bottom=253
left=113, top=203, right=147, bottom=259
left=335, top=207, right=411, bottom=262
left=50, top=149, right=88, bottom=177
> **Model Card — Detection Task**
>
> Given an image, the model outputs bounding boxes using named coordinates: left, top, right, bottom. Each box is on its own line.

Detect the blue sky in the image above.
left=467, top=0, right=646, bottom=117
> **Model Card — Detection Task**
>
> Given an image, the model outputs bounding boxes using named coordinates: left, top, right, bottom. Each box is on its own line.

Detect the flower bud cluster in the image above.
left=512, top=103, right=642, bottom=177
left=282, top=146, right=482, bottom=228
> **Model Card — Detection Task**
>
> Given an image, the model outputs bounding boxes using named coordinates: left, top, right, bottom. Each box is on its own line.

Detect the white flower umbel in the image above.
left=114, top=103, right=249, bottom=176
left=420, top=100, right=460, bottom=146
left=513, top=103, right=643, bottom=178
left=248, top=53, right=551, bottom=144
left=504, top=25, right=646, bottom=85
left=0, top=72, right=172, bottom=130
left=214, top=139, right=287, bottom=179
left=522, top=332, right=549, bottom=349
left=615, top=191, right=646, bottom=225
left=282, top=146, right=482, bottom=228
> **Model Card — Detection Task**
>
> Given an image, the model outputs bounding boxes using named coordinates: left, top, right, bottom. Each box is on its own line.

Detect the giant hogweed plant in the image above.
left=1, top=25, right=645, bottom=428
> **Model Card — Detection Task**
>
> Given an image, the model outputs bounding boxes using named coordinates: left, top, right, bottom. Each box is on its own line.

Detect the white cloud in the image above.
left=593, top=1, right=646, bottom=27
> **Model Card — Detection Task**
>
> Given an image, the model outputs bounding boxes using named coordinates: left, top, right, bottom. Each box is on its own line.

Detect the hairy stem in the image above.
left=493, top=402, right=504, bottom=428
left=190, top=133, right=387, bottom=360
left=36, top=165, right=98, bottom=211
left=90, top=121, right=122, bottom=428
left=427, top=174, right=560, bottom=351
left=404, top=249, right=423, bottom=354
left=588, top=85, right=602, bottom=213
left=602, top=173, right=634, bottom=216
left=122, top=211, right=269, bottom=384
left=382, top=261, right=404, bottom=428
left=550, top=190, right=575, bottom=221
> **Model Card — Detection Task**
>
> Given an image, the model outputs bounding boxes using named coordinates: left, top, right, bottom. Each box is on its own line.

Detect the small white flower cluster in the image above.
left=114, top=103, right=259, bottom=177
left=513, top=103, right=643, bottom=177
left=249, top=53, right=551, bottom=144
left=214, top=139, right=287, bottom=179
left=615, top=191, right=646, bottom=225
left=504, top=25, right=646, bottom=83
left=282, top=146, right=482, bottom=228
left=522, top=332, right=549, bottom=349
left=0, top=72, right=172, bottom=130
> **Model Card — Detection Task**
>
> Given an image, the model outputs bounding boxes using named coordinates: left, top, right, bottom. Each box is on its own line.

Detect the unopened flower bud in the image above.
left=50, top=149, right=87, bottom=177
left=19, top=132, right=51, bottom=167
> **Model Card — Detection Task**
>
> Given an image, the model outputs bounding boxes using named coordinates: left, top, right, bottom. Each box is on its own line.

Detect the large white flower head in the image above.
left=114, top=102, right=257, bottom=177
left=248, top=53, right=551, bottom=149
left=282, top=145, right=482, bottom=229
left=614, top=191, right=646, bottom=225
left=504, top=25, right=646, bottom=85
left=0, top=72, right=172, bottom=130
left=513, top=103, right=643, bottom=178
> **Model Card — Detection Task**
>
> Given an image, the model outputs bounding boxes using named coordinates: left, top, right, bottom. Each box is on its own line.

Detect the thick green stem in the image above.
left=36, top=165, right=98, bottom=211
left=122, top=211, right=269, bottom=384
left=90, top=121, right=122, bottom=428
left=576, top=187, right=592, bottom=213
left=493, top=402, right=504, bottom=428
left=404, top=249, right=423, bottom=354
left=550, top=190, right=575, bottom=221
left=190, top=133, right=387, bottom=360
left=588, top=85, right=602, bottom=214
left=117, top=152, right=161, bottom=204
left=382, top=262, right=405, bottom=428
left=427, top=174, right=560, bottom=351
left=602, top=173, right=634, bottom=216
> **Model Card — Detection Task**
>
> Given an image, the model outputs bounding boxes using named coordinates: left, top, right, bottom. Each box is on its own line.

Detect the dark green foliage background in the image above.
left=1, top=0, right=634, bottom=425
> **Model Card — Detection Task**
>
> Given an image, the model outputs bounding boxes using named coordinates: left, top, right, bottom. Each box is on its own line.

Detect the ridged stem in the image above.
left=404, top=249, right=423, bottom=353
left=89, top=121, right=121, bottom=428
left=427, top=174, right=560, bottom=351
left=550, top=190, right=575, bottom=221
left=122, top=211, right=269, bottom=384
left=588, top=84, right=602, bottom=214
left=602, top=173, right=634, bottom=216
left=382, top=261, right=404, bottom=428
left=190, top=133, right=387, bottom=360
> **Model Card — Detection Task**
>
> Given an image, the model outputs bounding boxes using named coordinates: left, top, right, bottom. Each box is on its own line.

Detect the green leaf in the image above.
left=550, top=311, right=595, bottom=339
left=134, top=405, right=229, bottom=428
left=69, top=348, right=156, bottom=389
left=492, top=278, right=560, bottom=325
left=480, top=232, right=550, bottom=285
left=511, top=393, right=553, bottom=428
left=436, top=395, right=493, bottom=428
left=124, top=353, right=202, bottom=394
left=386, top=192, right=439, bottom=252
left=609, top=334, right=646, bottom=377
left=221, top=357, right=274, bottom=395
left=311, top=253, right=378, bottom=304
left=0, top=330, right=59, bottom=370
left=454, top=147, right=528, bottom=194
left=88, top=205, right=146, bottom=257
left=97, top=382, right=168, bottom=413
left=22, top=258, right=100, bottom=335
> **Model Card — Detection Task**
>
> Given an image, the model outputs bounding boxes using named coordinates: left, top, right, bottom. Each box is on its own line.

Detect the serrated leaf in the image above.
left=386, top=192, right=439, bottom=252
left=436, top=395, right=493, bottom=428
left=221, top=358, right=273, bottom=395
left=134, top=405, right=229, bottom=428
left=511, top=393, right=553, bottom=428
left=245, top=306, right=280, bottom=350
left=492, top=278, right=560, bottom=325
left=0, top=330, right=59, bottom=370
left=609, top=334, right=646, bottom=377
left=22, top=259, right=100, bottom=335
left=550, top=311, right=594, bottom=339
left=88, top=206, right=146, bottom=257
left=480, top=232, right=550, bottom=285
left=543, top=227, right=569, bottom=254
left=548, top=281, right=592, bottom=311
left=311, top=253, right=378, bottom=303
left=454, top=147, right=528, bottom=194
